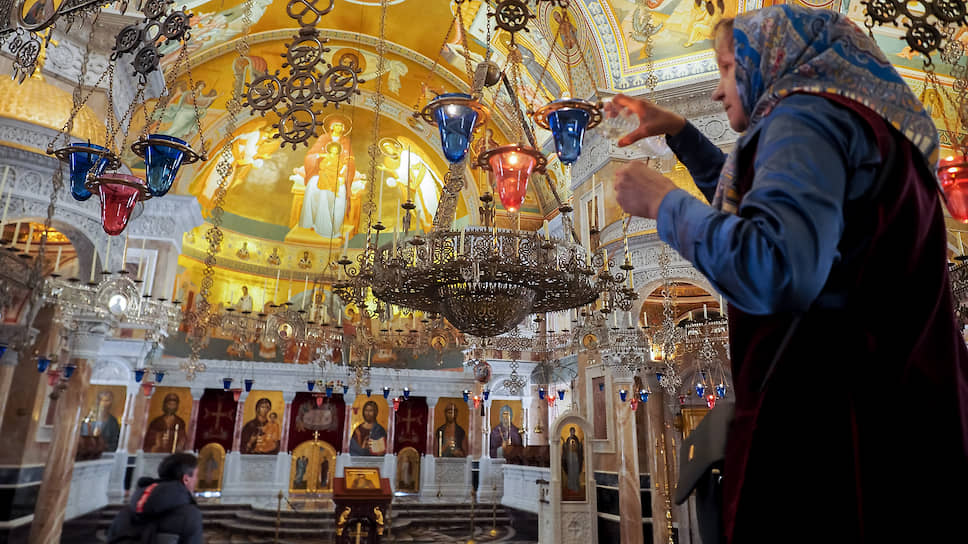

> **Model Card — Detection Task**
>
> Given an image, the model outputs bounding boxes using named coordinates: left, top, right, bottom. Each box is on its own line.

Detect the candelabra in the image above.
left=45, top=274, right=181, bottom=337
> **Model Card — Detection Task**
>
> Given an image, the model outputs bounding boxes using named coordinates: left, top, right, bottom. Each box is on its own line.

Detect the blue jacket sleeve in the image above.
left=655, top=94, right=881, bottom=315
left=665, top=122, right=727, bottom=202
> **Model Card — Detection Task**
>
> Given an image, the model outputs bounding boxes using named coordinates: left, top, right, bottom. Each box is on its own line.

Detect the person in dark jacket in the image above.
left=107, top=453, right=202, bottom=544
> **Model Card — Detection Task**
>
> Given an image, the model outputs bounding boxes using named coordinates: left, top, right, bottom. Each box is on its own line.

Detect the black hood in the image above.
left=128, top=478, right=195, bottom=519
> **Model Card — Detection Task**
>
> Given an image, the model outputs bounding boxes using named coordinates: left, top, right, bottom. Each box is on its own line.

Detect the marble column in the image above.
left=646, top=388, right=674, bottom=544
left=280, top=390, right=296, bottom=452
left=0, top=324, right=34, bottom=419
left=528, top=388, right=548, bottom=446
left=611, top=367, right=643, bottom=544
left=231, top=391, right=248, bottom=452
left=127, top=387, right=152, bottom=453
left=185, top=387, right=204, bottom=452
left=342, top=392, right=355, bottom=454
left=0, top=346, right=20, bottom=419
left=29, top=319, right=110, bottom=544
left=425, top=396, right=438, bottom=456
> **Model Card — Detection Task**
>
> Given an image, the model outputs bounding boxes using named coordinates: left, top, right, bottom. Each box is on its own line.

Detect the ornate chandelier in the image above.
left=369, top=225, right=602, bottom=337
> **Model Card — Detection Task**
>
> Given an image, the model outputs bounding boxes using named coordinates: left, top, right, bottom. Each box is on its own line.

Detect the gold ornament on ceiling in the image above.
left=0, top=77, right=103, bottom=145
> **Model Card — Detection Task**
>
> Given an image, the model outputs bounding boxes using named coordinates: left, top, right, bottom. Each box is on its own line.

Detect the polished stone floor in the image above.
left=74, top=525, right=537, bottom=543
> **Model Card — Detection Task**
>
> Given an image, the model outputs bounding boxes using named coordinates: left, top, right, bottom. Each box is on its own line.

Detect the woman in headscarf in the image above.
left=611, top=5, right=968, bottom=542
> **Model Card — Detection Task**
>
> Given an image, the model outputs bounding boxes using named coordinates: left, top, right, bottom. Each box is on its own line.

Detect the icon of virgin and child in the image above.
left=349, top=400, right=387, bottom=456
left=241, top=397, right=281, bottom=454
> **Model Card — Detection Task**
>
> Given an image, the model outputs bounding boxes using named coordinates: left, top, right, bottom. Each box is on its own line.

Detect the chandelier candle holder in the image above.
left=532, top=98, right=603, bottom=165
left=420, top=93, right=490, bottom=163
left=45, top=274, right=182, bottom=334
left=368, top=226, right=601, bottom=337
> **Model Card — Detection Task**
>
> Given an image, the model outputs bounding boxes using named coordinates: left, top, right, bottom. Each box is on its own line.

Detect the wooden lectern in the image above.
left=333, top=468, right=392, bottom=544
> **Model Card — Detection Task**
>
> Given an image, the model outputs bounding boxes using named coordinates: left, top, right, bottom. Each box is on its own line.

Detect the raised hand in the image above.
left=606, top=94, right=686, bottom=148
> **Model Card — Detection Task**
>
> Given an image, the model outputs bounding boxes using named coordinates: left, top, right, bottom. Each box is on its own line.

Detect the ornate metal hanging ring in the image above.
left=286, top=0, right=336, bottom=28
left=274, top=106, right=321, bottom=148
left=319, top=64, right=362, bottom=106
left=492, top=0, right=534, bottom=34
left=244, top=73, right=285, bottom=113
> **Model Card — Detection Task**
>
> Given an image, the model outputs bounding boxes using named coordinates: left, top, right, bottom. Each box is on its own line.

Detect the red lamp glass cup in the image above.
left=87, top=174, right=149, bottom=236
left=477, top=145, right=547, bottom=213
left=940, top=155, right=968, bottom=223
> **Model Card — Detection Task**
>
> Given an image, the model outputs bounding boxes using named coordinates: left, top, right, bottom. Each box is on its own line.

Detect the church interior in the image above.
left=0, top=0, right=966, bottom=543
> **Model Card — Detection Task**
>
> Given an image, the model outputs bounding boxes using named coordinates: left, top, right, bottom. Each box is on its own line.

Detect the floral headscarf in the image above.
left=713, top=5, right=939, bottom=213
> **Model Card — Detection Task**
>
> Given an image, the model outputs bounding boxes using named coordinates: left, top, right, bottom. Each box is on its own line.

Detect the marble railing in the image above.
left=65, top=458, right=114, bottom=520
left=501, top=464, right=549, bottom=515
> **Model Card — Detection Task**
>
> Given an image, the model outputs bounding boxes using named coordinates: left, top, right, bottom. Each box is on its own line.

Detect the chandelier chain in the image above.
left=363, top=0, right=389, bottom=236
left=184, top=0, right=255, bottom=379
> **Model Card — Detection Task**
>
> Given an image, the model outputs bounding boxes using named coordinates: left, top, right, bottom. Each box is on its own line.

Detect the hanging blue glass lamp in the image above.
left=154, top=371, right=165, bottom=383
left=0, top=344, right=8, bottom=359
left=365, top=388, right=372, bottom=397
left=130, top=134, right=202, bottom=197
left=56, top=142, right=116, bottom=202
left=639, top=389, right=650, bottom=403
left=63, top=364, right=77, bottom=379
left=403, top=387, right=411, bottom=400
left=419, top=93, right=489, bottom=163
left=37, top=357, right=51, bottom=373
left=307, top=380, right=316, bottom=392
left=557, top=389, right=565, bottom=401
left=532, top=99, right=603, bottom=165
left=462, top=389, right=470, bottom=402
left=695, top=382, right=706, bottom=398
left=383, top=386, right=391, bottom=399
left=715, top=383, right=728, bottom=399
left=325, top=383, right=334, bottom=398
left=538, top=387, right=546, bottom=400
left=619, top=389, right=628, bottom=402
left=244, top=378, right=254, bottom=392
left=482, top=389, right=490, bottom=400
left=342, top=384, right=349, bottom=395
left=134, top=368, right=146, bottom=382
left=222, top=377, right=233, bottom=391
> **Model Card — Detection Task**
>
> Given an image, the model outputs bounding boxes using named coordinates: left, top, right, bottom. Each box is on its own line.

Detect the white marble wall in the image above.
left=420, top=457, right=471, bottom=500
left=501, top=464, right=548, bottom=514
left=65, top=458, right=114, bottom=520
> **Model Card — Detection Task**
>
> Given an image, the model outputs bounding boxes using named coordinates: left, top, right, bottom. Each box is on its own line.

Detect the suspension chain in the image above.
left=184, top=0, right=255, bottom=380
left=363, top=0, right=389, bottom=239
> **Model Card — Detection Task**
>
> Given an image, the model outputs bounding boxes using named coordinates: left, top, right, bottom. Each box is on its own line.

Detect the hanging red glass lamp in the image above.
left=477, top=144, right=547, bottom=213
left=940, top=155, right=968, bottom=222
left=86, top=174, right=150, bottom=236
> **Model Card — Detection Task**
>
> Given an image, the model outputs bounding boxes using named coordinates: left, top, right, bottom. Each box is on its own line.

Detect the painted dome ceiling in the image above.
left=146, top=0, right=961, bottom=300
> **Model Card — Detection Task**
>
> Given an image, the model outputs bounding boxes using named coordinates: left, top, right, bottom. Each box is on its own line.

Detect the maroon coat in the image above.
left=723, top=95, right=968, bottom=543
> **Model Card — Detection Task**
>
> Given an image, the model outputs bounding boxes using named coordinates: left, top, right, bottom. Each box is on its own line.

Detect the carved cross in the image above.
left=350, top=521, right=368, bottom=544
left=398, top=408, right=420, bottom=435
left=313, top=430, right=320, bottom=443
left=209, top=397, right=233, bottom=431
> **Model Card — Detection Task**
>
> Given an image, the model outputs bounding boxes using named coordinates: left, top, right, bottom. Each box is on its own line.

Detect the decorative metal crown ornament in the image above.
left=243, top=0, right=364, bottom=148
